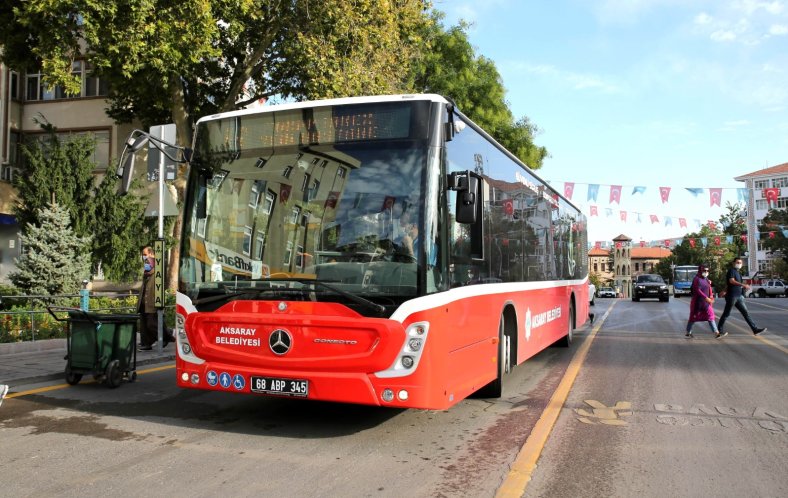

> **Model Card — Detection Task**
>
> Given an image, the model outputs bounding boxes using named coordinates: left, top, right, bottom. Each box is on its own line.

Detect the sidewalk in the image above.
left=0, top=338, right=175, bottom=387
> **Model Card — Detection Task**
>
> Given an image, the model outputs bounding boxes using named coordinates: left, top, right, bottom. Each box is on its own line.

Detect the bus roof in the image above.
left=195, top=94, right=450, bottom=125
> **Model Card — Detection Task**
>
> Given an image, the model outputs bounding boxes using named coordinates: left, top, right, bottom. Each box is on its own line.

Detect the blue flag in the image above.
left=632, top=186, right=646, bottom=195
left=686, top=188, right=704, bottom=197
left=737, top=188, right=749, bottom=203
left=588, top=184, right=599, bottom=202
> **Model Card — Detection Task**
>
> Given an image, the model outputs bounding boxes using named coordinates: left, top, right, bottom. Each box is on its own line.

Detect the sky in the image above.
left=436, top=0, right=788, bottom=246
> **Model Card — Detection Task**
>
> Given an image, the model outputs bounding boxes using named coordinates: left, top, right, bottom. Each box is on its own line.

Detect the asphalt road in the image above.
left=1, top=296, right=785, bottom=498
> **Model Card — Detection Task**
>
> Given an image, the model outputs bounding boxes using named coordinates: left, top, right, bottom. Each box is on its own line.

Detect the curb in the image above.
left=8, top=354, right=177, bottom=387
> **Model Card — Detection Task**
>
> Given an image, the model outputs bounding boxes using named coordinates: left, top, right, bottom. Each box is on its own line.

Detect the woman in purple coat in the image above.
left=685, top=264, right=725, bottom=339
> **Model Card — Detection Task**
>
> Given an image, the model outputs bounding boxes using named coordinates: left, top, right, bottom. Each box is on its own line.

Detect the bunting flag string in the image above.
left=587, top=204, right=721, bottom=230
left=555, top=180, right=754, bottom=207
left=590, top=229, right=788, bottom=250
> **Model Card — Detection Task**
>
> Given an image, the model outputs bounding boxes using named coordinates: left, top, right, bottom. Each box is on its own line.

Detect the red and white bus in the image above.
left=173, top=94, right=589, bottom=410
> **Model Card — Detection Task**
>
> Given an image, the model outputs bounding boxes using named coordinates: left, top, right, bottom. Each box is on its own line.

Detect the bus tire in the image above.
left=475, top=317, right=508, bottom=399
left=555, top=301, right=574, bottom=348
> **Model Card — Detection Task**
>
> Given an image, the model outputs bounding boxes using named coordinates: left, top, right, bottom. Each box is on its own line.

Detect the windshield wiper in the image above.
left=192, top=278, right=386, bottom=315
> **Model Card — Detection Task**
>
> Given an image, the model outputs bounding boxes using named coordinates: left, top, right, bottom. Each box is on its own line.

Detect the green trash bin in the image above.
left=49, top=308, right=139, bottom=388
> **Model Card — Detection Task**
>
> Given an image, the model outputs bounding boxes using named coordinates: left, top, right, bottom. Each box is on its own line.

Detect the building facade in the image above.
left=0, top=61, right=137, bottom=282
left=734, top=162, right=788, bottom=276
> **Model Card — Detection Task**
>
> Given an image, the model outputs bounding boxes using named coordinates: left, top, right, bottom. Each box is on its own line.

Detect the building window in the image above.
left=284, top=241, right=293, bottom=265
left=291, top=206, right=301, bottom=224
left=601, top=263, right=606, bottom=272
left=263, top=190, right=275, bottom=214
left=754, top=179, right=769, bottom=189
left=755, top=199, right=768, bottom=210
left=593, top=263, right=598, bottom=272
left=24, top=130, right=110, bottom=170
left=196, top=218, right=206, bottom=238
left=10, top=71, right=21, bottom=100
left=337, top=167, right=346, bottom=179
left=249, top=182, right=260, bottom=208
left=242, top=226, right=252, bottom=255
left=772, top=177, right=788, bottom=188
left=635, top=262, right=640, bottom=271
left=24, top=62, right=108, bottom=101
left=283, top=166, right=293, bottom=178
left=254, top=231, right=265, bottom=259
left=309, top=180, right=320, bottom=201
left=301, top=174, right=310, bottom=192
left=296, top=245, right=305, bottom=269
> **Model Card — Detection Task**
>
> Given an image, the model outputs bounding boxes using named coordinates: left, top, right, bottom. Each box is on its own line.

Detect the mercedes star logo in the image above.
left=269, top=329, right=292, bottom=355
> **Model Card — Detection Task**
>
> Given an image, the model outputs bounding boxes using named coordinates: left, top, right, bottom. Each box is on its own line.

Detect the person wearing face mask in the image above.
left=717, top=257, right=766, bottom=336
left=685, top=264, right=722, bottom=338
left=137, top=246, right=175, bottom=351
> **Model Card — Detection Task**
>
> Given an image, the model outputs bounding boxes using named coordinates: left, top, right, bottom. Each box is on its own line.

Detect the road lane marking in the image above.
left=4, top=364, right=175, bottom=399
left=496, top=300, right=619, bottom=498
left=575, top=400, right=632, bottom=425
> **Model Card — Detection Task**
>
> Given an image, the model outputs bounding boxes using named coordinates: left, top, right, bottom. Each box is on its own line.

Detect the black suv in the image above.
left=632, top=274, right=670, bottom=302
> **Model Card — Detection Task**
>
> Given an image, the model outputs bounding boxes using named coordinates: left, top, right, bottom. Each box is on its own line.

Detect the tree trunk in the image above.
left=166, top=76, right=192, bottom=291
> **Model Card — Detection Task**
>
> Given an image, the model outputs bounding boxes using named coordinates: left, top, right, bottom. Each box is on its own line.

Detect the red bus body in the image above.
left=173, top=94, right=589, bottom=410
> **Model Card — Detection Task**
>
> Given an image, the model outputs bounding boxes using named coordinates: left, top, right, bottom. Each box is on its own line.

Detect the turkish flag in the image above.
left=659, top=186, right=671, bottom=203
left=595, top=241, right=601, bottom=249
left=689, top=239, right=696, bottom=248
left=714, top=236, right=721, bottom=246
left=764, top=187, right=780, bottom=205
left=615, top=242, right=622, bottom=249
left=503, top=199, right=514, bottom=216
left=620, top=211, right=627, bottom=222
left=740, top=235, right=747, bottom=242
left=590, top=205, right=598, bottom=216
left=564, top=182, right=575, bottom=199
left=609, top=185, right=622, bottom=204
left=640, top=241, right=646, bottom=247
left=708, top=221, right=716, bottom=230
left=679, top=218, right=687, bottom=228
left=769, top=231, right=776, bottom=239
left=650, top=214, right=659, bottom=224
left=664, top=239, right=671, bottom=247
left=279, top=184, right=292, bottom=204
left=709, top=188, right=722, bottom=207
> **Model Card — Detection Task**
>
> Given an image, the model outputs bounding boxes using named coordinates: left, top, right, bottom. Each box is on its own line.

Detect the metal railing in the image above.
left=0, top=292, right=139, bottom=342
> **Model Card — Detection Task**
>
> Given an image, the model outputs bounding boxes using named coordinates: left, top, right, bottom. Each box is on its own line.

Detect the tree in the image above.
left=758, top=208, right=788, bottom=270
left=0, top=0, right=434, bottom=288
left=409, top=17, right=548, bottom=168
left=12, top=119, right=96, bottom=236
left=719, top=201, right=747, bottom=260
left=9, top=203, right=92, bottom=295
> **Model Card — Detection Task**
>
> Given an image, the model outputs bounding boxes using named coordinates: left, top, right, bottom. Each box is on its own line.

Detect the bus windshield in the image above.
left=179, top=101, right=437, bottom=313
left=674, top=267, right=697, bottom=283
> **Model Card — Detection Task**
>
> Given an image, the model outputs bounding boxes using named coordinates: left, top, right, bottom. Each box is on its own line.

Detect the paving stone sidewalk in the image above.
left=0, top=338, right=175, bottom=387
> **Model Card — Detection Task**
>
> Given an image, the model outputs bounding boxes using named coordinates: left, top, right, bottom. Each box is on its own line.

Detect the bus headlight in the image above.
left=374, top=321, right=430, bottom=378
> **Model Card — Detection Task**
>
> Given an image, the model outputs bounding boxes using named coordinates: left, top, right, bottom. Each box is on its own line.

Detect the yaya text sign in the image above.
left=154, top=238, right=165, bottom=309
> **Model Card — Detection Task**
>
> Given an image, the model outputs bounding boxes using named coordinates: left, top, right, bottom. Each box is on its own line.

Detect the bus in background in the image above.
left=144, top=94, right=588, bottom=410
left=673, top=265, right=698, bottom=297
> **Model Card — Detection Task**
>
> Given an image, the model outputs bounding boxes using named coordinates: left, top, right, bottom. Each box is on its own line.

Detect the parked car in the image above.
left=598, top=287, right=616, bottom=298
left=633, top=274, right=670, bottom=302
left=747, top=279, right=786, bottom=298
left=589, top=282, right=596, bottom=306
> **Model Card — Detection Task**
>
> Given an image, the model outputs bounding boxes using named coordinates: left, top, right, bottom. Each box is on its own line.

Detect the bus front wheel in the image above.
left=475, top=317, right=509, bottom=398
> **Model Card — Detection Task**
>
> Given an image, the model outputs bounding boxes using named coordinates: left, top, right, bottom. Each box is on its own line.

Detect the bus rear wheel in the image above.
left=475, top=316, right=509, bottom=398
left=554, top=301, right=575, bottom=347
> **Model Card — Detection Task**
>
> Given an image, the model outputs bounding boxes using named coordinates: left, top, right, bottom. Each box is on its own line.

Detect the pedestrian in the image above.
left=137, top=246, right=175, bottom=350
left=717, top=257, right=766, bottom=336
left=685, top=264, right=723, bottom=339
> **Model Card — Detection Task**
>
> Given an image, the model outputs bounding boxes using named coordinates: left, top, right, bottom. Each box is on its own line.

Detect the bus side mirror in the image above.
left=448, top=170, right=480, bottom=224
left=116, top=134, right=149, bottom=195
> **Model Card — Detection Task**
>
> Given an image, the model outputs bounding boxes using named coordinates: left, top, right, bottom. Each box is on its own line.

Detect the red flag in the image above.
left=689, top=238, right=696, bottom=248
left=659, top=186, right=671, bottom=203
left=502, top=238, right=509, bottom=247
left=664, top=239, right=671, bottom=247
left=324, top=191, right=340, bottom=209
left=764, top=187, right=780, bottom=205
left=650, top=214, right=659, bottom=224
left=740, top=235, right=747, bottom=242
left=503, top=199, right=514, bottom=216
left=564, top=182, right=575, bottom=199
left=381, top=196, right=396, bottom=211
left=620, top=211, right=627, bottom=222
left=714, top=236, right=721, bottom=246
left=708, top=221, right=716, bottom=230
left=615, top=241, right=622, bottom=249
left=640, top=240, right=646, bottom=247
left=679, top=218, right=687, bottom=228
left=279, top=184, right=292, bottom=204
left=769, top=231, right=776, bottom=239
left=594, top=241, right=601, bottom=249
left=609, top=185, right=622, bottom=204
left=590, top=205, right=598, bottom=216
left=709, top=188, right=722, bottom=207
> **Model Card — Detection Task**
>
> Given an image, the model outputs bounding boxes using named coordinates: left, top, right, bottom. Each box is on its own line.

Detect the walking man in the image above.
left=717, top=258, right=766, bottom=336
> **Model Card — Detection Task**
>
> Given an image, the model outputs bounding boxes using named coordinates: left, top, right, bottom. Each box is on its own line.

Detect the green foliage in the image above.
left=758, top=208, right=788, bottom=267
left=13, top=122, right=96, bottom=234
left=9, top=203, right=92, bottom=295
left=410, top=16, right=548, bottom=168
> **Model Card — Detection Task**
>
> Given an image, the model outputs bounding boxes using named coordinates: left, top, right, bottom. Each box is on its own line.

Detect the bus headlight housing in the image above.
left=375, top=321, right=430, bottom=378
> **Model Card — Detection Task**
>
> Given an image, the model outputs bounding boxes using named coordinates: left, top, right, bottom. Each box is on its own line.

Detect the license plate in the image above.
left=250, top=376, right=309, bottom=397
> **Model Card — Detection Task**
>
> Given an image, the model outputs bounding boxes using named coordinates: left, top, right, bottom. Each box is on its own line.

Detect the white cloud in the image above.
left=769, top=24, right=788, bottom=34
left=710, top=29, right=738, bottom=41
left=514, top=63, right=622, bottom=93
left=694, top=12, right=713, bottom=24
